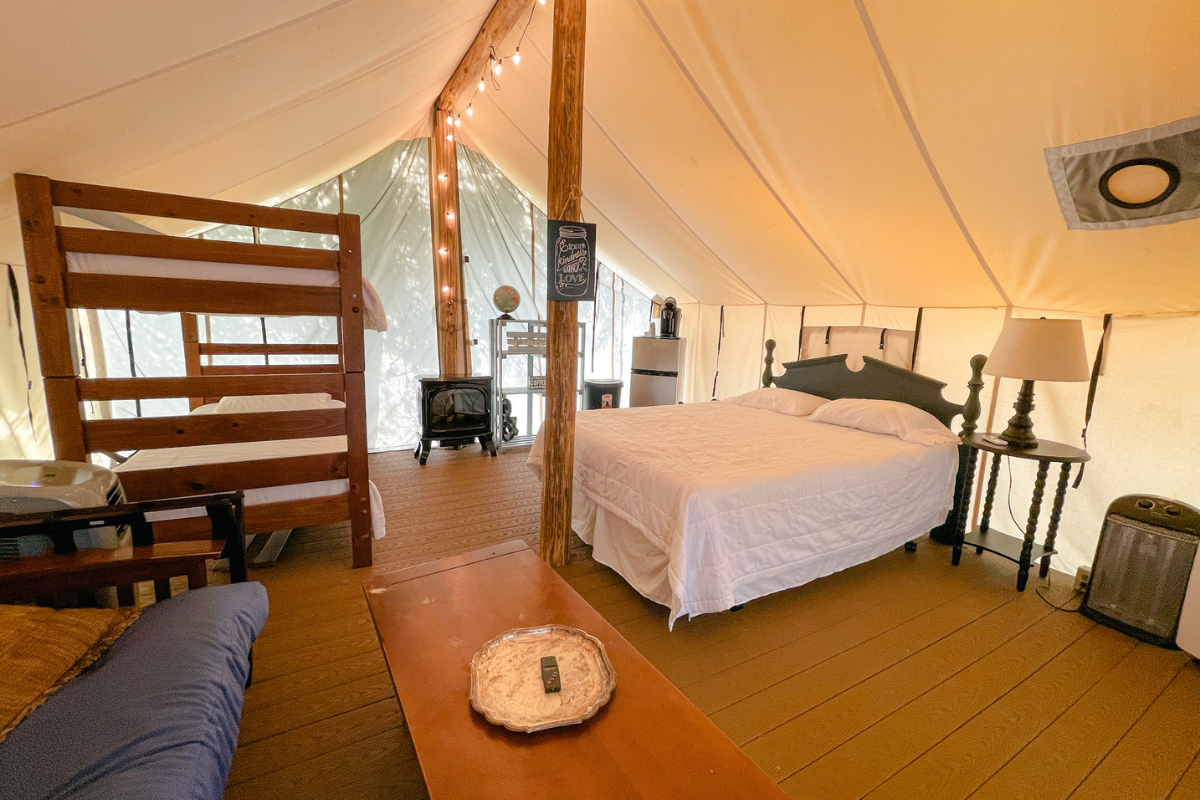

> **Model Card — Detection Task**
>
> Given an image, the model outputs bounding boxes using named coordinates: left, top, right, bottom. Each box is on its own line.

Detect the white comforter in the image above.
left=528, top=402, right=957, bottom=626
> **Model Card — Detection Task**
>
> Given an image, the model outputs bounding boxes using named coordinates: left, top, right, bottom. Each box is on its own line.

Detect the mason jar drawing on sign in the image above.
left=554, top=225, right=591, bottom=298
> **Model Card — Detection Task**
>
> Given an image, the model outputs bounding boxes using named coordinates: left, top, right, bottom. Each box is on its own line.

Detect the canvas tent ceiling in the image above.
left=4, top=0, right=1200, bottom=312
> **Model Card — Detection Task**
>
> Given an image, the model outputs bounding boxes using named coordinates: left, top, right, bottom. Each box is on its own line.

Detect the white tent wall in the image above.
left=28, top=138, right=651, bottom=453
left=0, top=267, right=50, bottom=459
left=684, top=301, right=1200, bottom=578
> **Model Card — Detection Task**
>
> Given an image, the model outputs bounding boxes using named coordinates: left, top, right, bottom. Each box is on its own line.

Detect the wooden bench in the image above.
left=363, top=540, right=788, bottom=799
left=0, top=493, right=246, bottom=605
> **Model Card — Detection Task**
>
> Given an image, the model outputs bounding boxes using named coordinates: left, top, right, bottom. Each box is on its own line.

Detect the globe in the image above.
left=493, top=285, right=521, bottom=316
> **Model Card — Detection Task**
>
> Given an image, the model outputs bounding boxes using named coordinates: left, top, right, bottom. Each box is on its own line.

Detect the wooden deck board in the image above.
left=222, top=445, right=1198, bottom=800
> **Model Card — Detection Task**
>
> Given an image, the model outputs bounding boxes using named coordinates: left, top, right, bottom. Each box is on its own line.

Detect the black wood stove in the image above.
left=415, top=375, right=496, bottom=465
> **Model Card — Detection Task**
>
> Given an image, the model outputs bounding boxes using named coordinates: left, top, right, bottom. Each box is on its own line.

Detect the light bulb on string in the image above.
left=439, top=248, right=448, bottom=256
left=446, top=133, right=454, bottom=141
left=478, top=78, right=486, bottom=92
left=438, top=173, right=447, bottom=182
left=454, top=115, right=461, bottom=127
left=445, top=114, right=453, bottom=126
left=512, top=48, right=521, bottom=66
left=493, top=59, right=503, bottom=76
left=466, top=104, right=473, bottom=117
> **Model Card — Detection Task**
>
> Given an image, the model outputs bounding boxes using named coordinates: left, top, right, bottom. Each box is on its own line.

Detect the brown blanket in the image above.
left=0, top=604, right=141, bottom=743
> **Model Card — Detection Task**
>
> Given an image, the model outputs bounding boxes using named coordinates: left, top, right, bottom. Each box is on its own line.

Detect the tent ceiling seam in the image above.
left=483, top=100, right=698, bottom=303
left=0, top=0, right=367, bottom=133
left=632, top=0, right=865, bottom=305
left=852, top=0, right=1012, bottom=308
left=525, top=39, right=762, bottom=303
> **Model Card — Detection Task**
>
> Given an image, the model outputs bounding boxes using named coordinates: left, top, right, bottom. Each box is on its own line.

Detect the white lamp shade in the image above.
left=984, top=318, right=1090, bottom=382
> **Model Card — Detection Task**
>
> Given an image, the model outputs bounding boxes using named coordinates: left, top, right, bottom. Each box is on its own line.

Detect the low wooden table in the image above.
left=363, top=540, right=787, bottom=799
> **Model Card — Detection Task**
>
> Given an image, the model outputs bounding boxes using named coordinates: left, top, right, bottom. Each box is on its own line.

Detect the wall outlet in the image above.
left=1074, top=566, right=1091, bottom=594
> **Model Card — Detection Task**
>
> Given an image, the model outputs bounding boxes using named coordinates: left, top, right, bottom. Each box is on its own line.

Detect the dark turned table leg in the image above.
left=1018, top=460, right=1050, bottom=591
left=978, top=454, right=1003, bottom=553
left=1041, top=463, right=1072, bottom=578
left=952, top=446, right=981, bottom=567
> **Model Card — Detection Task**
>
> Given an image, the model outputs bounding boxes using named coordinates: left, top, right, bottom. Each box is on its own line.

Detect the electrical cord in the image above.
left=1036, top=571, right=1084, bottom=613
left=1003, top=458, right=1084, bottom=613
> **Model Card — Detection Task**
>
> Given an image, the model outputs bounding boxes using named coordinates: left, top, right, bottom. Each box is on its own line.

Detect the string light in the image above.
left=442, top=285, right=450, bottom=294
left=438, top=173, right=447, bottom=182
left=446, top=211, right=455, bottom=221
left=446, top=133, right=454, bottom=141
left=457, top=3, right=540, bottom=124
left=439, top=248, right=448, bottom=256
left=445, top=113, right=453, bottom=126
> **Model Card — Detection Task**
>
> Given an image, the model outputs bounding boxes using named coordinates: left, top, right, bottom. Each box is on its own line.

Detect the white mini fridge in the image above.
left=630, top=337, right=686, bottom=407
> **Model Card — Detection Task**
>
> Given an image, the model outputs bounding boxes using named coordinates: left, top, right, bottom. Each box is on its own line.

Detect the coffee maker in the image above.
left=659, top=297, right=681, bottom=339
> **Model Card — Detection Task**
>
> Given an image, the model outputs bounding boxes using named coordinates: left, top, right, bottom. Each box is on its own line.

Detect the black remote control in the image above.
left=540, top=656, right=561, bottom=693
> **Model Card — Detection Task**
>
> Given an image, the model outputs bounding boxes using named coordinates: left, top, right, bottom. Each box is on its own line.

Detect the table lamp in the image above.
left=984, top=317, right=1089, bottom=448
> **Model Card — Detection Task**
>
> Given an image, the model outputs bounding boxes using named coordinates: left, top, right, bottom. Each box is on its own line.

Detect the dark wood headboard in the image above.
left=761, top=339, right=989, bottom=546
left=762, top=343, right=966, bottom=428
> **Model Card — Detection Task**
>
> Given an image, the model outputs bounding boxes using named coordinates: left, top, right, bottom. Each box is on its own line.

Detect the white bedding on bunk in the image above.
left=115, top=435, right=386, bottom=539
left=528, top=401, right=957, bottom=627
left=65, top=251, right=388, bottom=331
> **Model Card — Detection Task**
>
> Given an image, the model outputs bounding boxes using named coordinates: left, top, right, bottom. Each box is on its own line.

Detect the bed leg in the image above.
left=905, top=540, right=918, bottom=553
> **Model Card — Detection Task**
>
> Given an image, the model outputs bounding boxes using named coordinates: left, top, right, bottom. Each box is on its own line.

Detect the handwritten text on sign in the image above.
left=547, top=219, right=597, bottom=302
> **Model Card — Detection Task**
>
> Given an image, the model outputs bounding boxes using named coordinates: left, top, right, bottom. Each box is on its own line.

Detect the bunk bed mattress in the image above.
left=114, top=436, right=386, bottom=538
left=66, top=252, right=388, bottom=331
left=0, top=583, right=267, bottom=800
left=528, top=402, right=958, bottom=626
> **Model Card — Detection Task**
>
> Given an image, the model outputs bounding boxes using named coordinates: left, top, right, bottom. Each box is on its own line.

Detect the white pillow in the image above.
left=215, top=393, right=339, bottom=413
left=190, top=403, right=221, bottom=415
left=809, top=398, right=961, bottom=446
left=727, top=387, right=829, bottom=417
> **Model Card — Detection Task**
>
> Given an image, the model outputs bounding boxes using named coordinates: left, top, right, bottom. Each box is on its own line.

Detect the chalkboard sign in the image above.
left=547, top=219, right=597, bottom=302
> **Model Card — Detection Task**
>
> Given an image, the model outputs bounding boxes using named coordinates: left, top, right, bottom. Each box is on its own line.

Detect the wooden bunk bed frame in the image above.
left=14, top=173, right=375, bottom=568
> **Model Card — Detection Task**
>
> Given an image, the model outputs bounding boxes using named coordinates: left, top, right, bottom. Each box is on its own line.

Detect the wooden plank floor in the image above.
left=222, top=444, right=1200, bottom=800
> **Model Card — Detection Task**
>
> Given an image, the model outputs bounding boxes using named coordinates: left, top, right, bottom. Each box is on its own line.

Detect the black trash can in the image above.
left=584, top=378, right=624, bottom=410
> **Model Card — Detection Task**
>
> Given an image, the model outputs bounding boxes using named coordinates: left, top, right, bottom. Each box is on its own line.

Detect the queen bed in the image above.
left=529, top=343, right=986, bottom=627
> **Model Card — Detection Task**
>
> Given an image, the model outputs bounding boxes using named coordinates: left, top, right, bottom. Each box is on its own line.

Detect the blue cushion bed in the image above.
left=0, top=582, right=268, bottom=800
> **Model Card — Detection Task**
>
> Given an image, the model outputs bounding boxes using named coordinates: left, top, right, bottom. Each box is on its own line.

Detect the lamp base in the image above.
left=998, top=379, right=1039, bottom=448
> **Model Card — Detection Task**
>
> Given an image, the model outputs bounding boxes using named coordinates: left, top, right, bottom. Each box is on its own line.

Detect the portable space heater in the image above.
left=0, top=460, right=127, bottom=557
left=1082, top=495, right=1200, bottom=648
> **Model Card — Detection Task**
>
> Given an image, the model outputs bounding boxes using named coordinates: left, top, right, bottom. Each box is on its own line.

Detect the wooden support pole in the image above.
left=427, top=0, right=529, bottom=377
left=428, top=109, right=470, bottom=376
left=539, top=0, right=586, bottom=567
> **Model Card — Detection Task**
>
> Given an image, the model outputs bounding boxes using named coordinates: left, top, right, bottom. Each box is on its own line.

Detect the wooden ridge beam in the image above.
left=429, top=0, right=529, bottom=375
left=437, top=0, right=533, bottom=113
left=539, top=0, right=587, bottom=567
